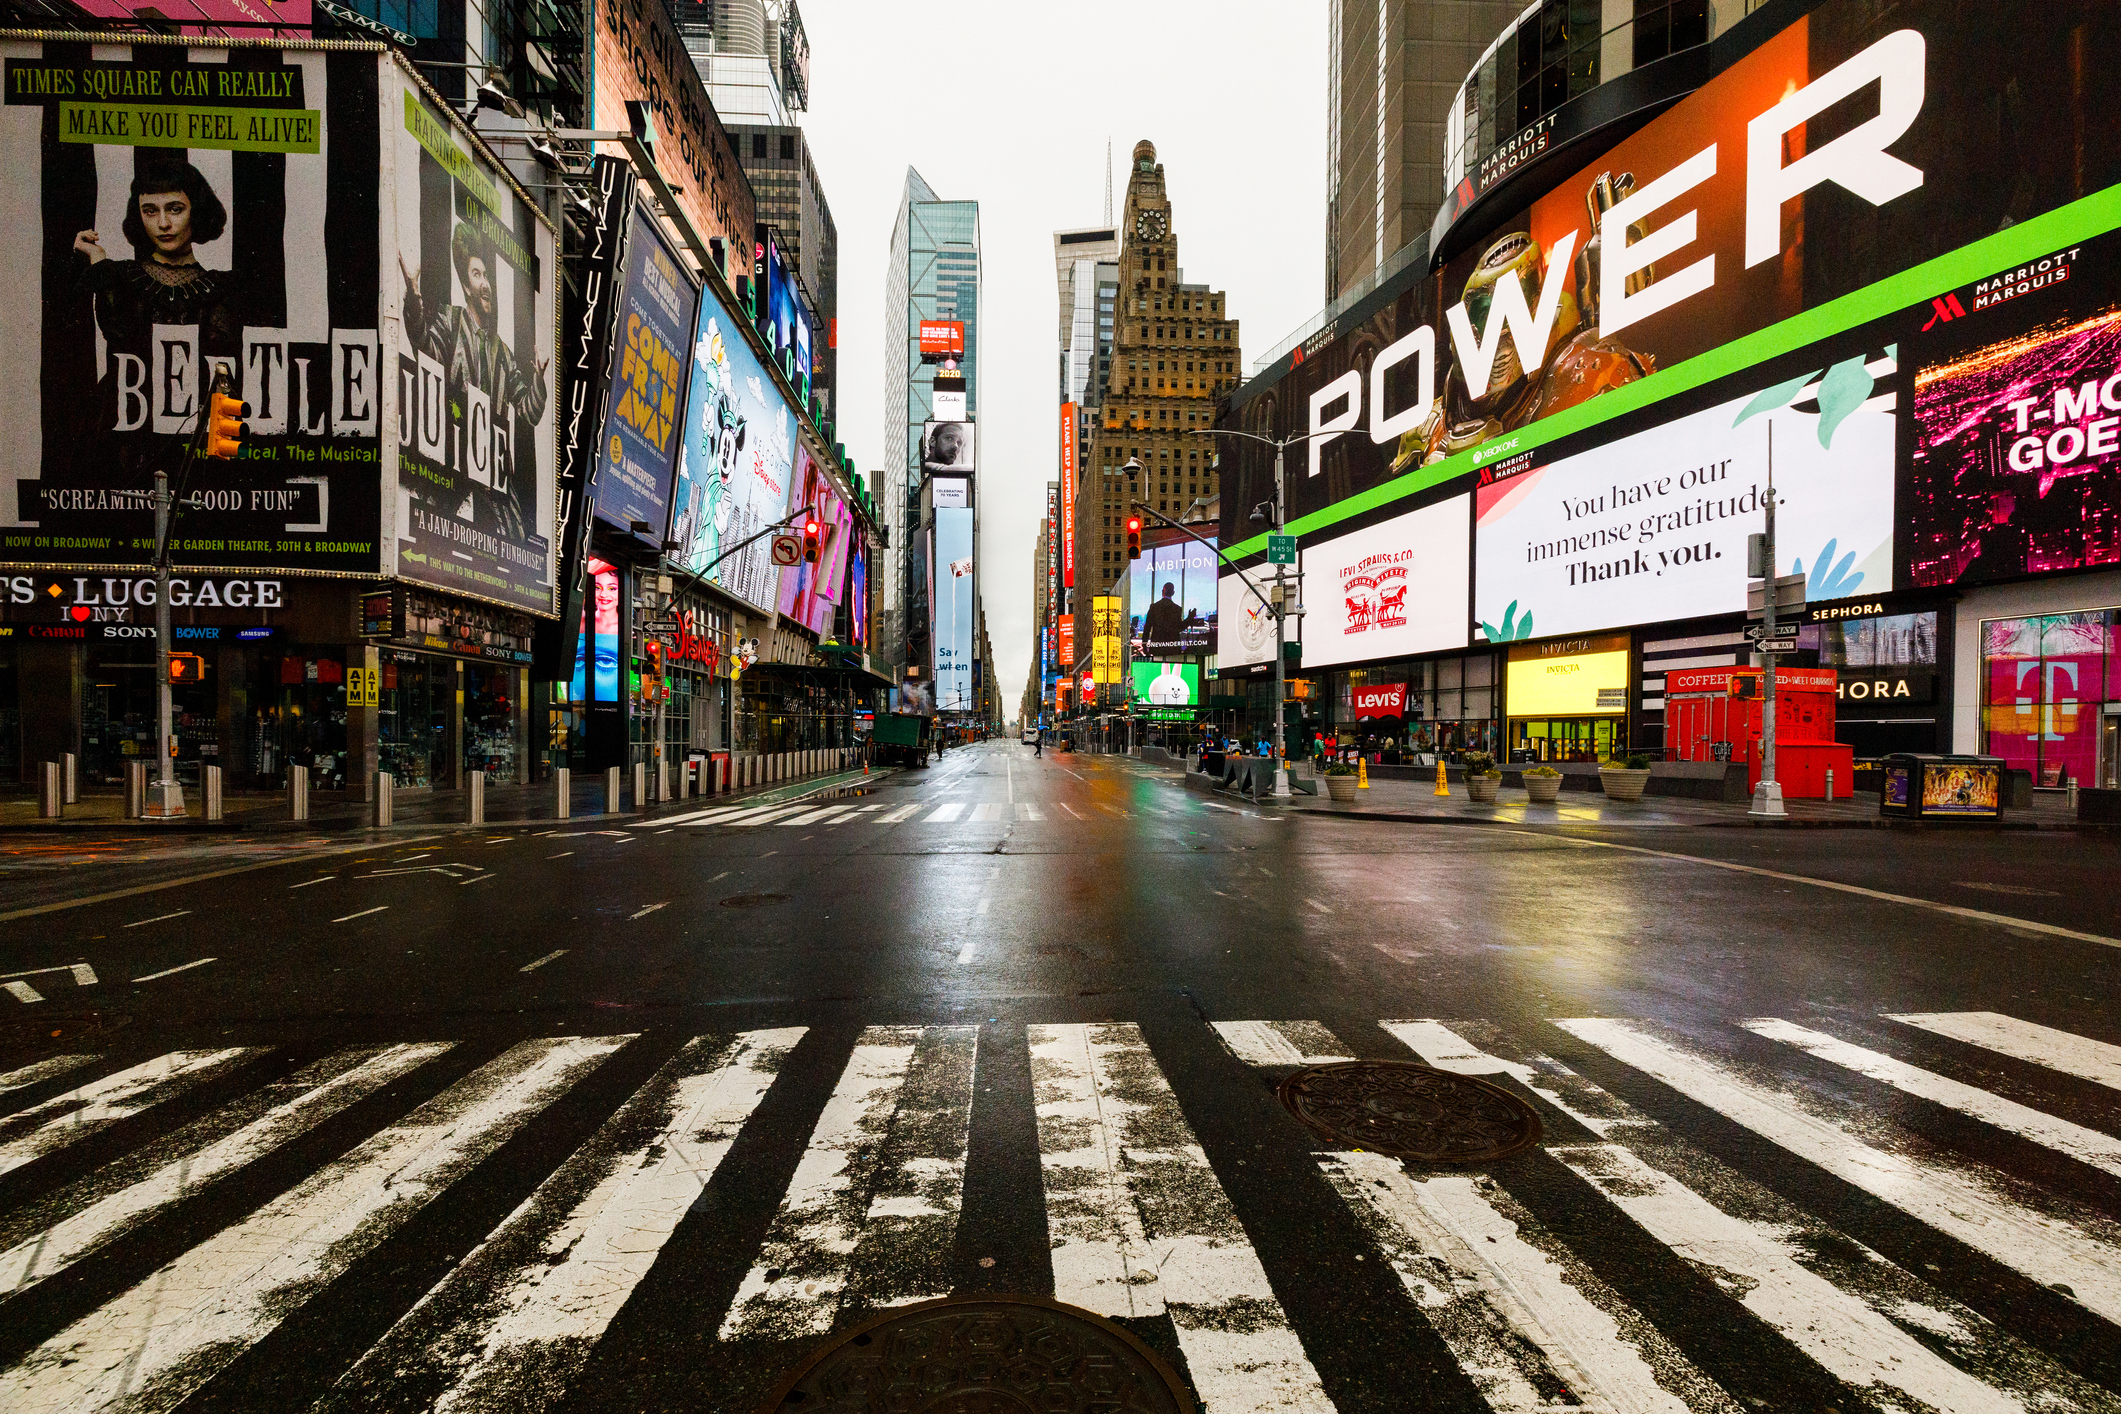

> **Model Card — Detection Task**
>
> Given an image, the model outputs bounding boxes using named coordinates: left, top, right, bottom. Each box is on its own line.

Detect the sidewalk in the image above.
left=1143, top=755, right=2083, bottom=830
left=0, top=761, right=892, bottom=834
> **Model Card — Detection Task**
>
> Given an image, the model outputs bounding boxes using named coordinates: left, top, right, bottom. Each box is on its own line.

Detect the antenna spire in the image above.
left=1104, top=138, right=1113, bottom=225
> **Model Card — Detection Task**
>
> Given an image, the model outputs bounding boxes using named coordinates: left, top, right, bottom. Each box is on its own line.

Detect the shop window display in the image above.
left=463, top=665, right=516, bottom=780
left=256, top=655, right=347, bottom=791
left=1982, top=612, right=2115, bottom=788
left=378, top=656, right=450, bottom=789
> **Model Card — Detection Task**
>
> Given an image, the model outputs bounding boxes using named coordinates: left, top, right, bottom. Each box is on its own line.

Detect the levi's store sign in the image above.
left=1351, top=683, right=1407, bottom=719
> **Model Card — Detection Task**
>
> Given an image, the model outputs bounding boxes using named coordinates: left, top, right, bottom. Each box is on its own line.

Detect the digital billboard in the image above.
left=671, top=294, right=792, bottom=615
left=919, top=320, right=964, bottom=359
left=777, top=444, right=852, bottom=636
left=593, top=200, right=696, bottom=547
left=933, top=505, right=974, bottom=710
left=1220, top=0, right=2121, bottom=598
left=0, top=40, right=384, bottom=576
left=1474, top=365, right=1896, bottom=641
left=1216, top=572, right=1275, bottom=671
left=849, top=537, right=868, bottom=648
left=1128, top=533, right=1217, bottom=656
left=922, top=420, right=975, bottom=476
left=1304, top=496, right=1471, bottom=667
left=1131, top=660, right=1199, bottom=707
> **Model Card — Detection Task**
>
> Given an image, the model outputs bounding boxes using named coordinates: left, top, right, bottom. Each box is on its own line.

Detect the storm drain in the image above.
left=1278, top=1060, right=1542, bottom=1163
left=720, top=893, right=793, bottom=909
left=0, top=1010, right=130, bottom=1051
left=760, top=1295, right=1193, bottom=1412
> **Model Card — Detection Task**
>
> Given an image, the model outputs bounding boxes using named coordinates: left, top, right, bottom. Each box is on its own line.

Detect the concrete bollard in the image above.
left=63, top=752, right=77, bottom=805
left=606, top=765, right=622, bottom=814
left=468, top=770, right=485, bottom=825
left=656, top=759, right=668, bottom=804
left=1825, top=767, right=1834, bottom=802
left=38, top=760, right=61, bottom=819
left=289, top=763, right=308, bottom=821
left=373, top=770, right=394, bottom=827
left=633, top=761, right=647, bottom=810
left=204, top=765, right=223, bottom=822
left=555, top=767, right=571, bottom=819
left=127, top=760, right=147, bottom=819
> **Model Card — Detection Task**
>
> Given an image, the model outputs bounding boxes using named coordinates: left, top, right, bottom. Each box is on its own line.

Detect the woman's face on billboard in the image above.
left=136, top=190, right=193, bottom=258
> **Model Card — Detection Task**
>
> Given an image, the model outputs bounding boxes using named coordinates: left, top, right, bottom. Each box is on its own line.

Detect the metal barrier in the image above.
left=38, top=760, right=61, bottom=819
left=555, top=767, right=571, bottom=820
left=204, top=765, right=223, bottom=821
left=605, top=766, right=622, bottom=815
left=468, top=770, right=485, bottom=825
left=289, top=764, right=309, bottom=821
left=373, top=771, right=394, bottom=827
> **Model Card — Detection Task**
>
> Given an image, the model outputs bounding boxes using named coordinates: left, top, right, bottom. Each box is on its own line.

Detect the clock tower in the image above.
left=1071, top=140, right=1241, bottom=700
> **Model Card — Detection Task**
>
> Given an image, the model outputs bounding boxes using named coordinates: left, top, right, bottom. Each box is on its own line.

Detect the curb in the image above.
left=1291, top=806, right=2082, bottom=831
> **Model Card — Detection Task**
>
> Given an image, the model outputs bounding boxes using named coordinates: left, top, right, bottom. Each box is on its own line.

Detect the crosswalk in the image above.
left=647, top=796, right=1195, bottom=829
left=1, top=1008, right=2118, bottom=1410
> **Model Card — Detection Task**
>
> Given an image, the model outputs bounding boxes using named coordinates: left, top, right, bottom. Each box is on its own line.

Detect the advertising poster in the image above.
left=393, top=79, right=558, bottom=613
left=1908, top=226, right=2121, bottom=587
left=0, top=39, right=382, bottom=574
left=1223, top=0, right=2121, bottom=566
left=921, top=420, right=975, bottom=476
left=568, top=554, right=620, bottom=704
left=1922, top=761, right=1999, bottom=816
left=933, top=504, right=973, bottom=710
left=1128, top=533, right=1217, bottom=656
left=1216, top=571, right=1275, bottom=670
left=1474, top=367, right=1895, bottom=641
left=592, top=200, right=696, bottom=546
left=1090, top=594, right=1122, bottom=685
left=777, top=445, right=851, bottom=636
left=1131, top=660, right=1199, bottom=707
left=848, top=538, right=868, bottom=648
left=671, top=292, right=791, bottom=614
left=1307, top=496, right=1472, bottom=668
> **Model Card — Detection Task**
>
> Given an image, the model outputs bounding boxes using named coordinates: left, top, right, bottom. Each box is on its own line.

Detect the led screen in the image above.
left=1304, top=496, right=1471, bottom=668
left=670, top=294, right=792, bottom=614
left=1128, top=534, right=1217, bottom=656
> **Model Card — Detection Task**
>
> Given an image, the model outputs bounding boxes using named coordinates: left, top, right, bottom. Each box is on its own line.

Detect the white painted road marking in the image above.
left=1305, top=898, right=1332, bottom=914
left=629, top=903, right=668, bottom=921
left=926, top=803, right=966, bottom=823
left=0, top=1054, right=98, bottom=1094
left=1887, top=1010, right=2121, bottom=1093
left=520, top=950, right=567, bottom=973
left=290, top=877, right=335, bottom=889
left=0, top=1049, right=257, bottom=1178
left=4, top=981, right=44, bottom=1004
left=1211, top=1020, right=1352, bottom=1068
left=131, top=958, right=216, bottom=983
left=547, top=851, right=574, bottom=859
left=877, top=804, right=922, bottom=823
left=333, top=906, right=390, bottom=923
left=123, top=911, right=191, bottom=928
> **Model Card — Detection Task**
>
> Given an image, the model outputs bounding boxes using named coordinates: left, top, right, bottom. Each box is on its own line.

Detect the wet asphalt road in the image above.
left=1, top=740, right=2119, bottom=1412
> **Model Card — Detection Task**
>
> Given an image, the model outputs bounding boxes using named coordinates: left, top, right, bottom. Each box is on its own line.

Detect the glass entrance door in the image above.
left=1509, top=717, right=1619, bottom=763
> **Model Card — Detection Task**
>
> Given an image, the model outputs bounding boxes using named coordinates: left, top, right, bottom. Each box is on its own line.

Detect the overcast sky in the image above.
left=800, top=2, right=1329, bottom=719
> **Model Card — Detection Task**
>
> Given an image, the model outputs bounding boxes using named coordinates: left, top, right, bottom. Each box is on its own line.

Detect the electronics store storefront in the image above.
left=360, top=587, right=537, bottom=792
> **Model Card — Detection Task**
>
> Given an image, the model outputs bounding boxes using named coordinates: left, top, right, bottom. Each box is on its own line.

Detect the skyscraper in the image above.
left=1325, top=0, right=1522, bottom=303
left=882, top=168, right=980, bottom=681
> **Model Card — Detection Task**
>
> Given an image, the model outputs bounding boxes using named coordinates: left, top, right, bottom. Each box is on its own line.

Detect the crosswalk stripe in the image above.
left=1031, top=1022, right=1333, bottom=1412
left=0, top=1043, right=449, bottom=1298
left=1744, top=1017, right=2121, bottom=1177
left=722, top=805, right=812, bottom=827
left=322, top=1029, right=804, bottom=1413
left=1397, top=1021, right=2031, bottom=1414
left=1018, top=803, right=1043, bottom=821
left=876, top=803, right=921, bottom=823
left=777, top=806, right=847, bottom=826
left=720, top=1026, right=976, bottom=1340
left=0, top=1049, right=258, bottom=1179
left=1557, top=1017, right=2121, bottom=1326
left=644, top=806, right=737, bottom=828
left=1210, top=1020, right=1351, bottom=1068
left=970, top=802, right=1006, bottom=821
left=0, top=1055, right=97, bottom=1096
left=0, top=1037, right=629, bottom=1413
left=1887, top=1011, right=2121, bottom=1092
left=925, top=803, right=966, bottom=823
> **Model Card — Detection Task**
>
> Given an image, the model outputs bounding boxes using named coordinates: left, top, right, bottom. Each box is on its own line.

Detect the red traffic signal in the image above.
left=1125, top=516, right=1142, bottom=560
left=204, top=389, right=248, bottom=460
left=802, top=515, right=821, bottom=564
left=168, top=652, right=207, bottom=685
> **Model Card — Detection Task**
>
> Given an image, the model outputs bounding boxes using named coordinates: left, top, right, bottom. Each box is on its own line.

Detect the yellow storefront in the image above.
left=1505, top=634, right=1631, bottom=762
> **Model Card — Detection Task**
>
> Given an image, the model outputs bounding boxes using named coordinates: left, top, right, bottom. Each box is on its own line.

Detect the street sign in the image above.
left=1754, top=637, right=1799, bottom=654
left=770, top=534, right=801, bottom=566
left=1267, top=535, right=1297, bottom=565
left=1746, top=573, right=1807, bottom=619
left=642, top=617, right=679, bottom=634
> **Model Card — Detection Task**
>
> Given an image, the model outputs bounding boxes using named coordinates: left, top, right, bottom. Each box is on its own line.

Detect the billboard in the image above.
left=919, top=320, right=964, bottom=359
left=0, top=39, right=382, bottom=575
left=1474, top=365, right=1896, bottom=641
left=592, top=200, right=697, bottom=547
left=1131, top=660, right=1199, bottom=707
left=1305, top=496, right=1471, bottom=667
left=1221, top=0, right=2121, bottom=594
left=921, top=420, right=975, bottom=476
left=671, top=292, right=792, bottom=615
left=1128, top=533, right=1217, bottom=656
left=569, top=555, right=621, bottom=705
left=933, top=504, right=974, bottom=709
left=1217, top=572, right=1275, bottom=671
left=849, top=537, right=869, bottom=648
left=1091, top=594, right=1122, bottom=684
left=72, top=0, right=313, bottom=37
left=777, top=444, right=852, bottom=636
left=1908, top=225, right=2121, bottom=587
left=392, top=81, right=558, bottom=614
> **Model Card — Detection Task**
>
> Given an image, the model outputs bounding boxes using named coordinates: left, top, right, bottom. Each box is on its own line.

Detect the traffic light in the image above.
left=204, top=389, right=248, bottom=459
left=168, top=653, right=206, bottom=685
left=1125, top=515, right=1142, bottom=560
left=802, top=515, right=821, bottom=563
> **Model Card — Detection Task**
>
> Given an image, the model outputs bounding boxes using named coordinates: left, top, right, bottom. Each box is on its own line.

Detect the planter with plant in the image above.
left=1600, top=752, right=1654, bottom=802
left=1322, top=761, right=1360, bottom=801
left=1462, top=751, right=1502, bottom=804
left=1523, top=763, right=1563, bottom=804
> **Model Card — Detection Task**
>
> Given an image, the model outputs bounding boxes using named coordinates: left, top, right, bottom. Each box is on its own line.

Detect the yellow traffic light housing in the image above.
left=204, top=390, right=249, bottom=459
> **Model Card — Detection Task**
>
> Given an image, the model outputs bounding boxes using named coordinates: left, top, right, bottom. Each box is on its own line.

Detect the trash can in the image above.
left=1880, top=753, right=2005, bottom=820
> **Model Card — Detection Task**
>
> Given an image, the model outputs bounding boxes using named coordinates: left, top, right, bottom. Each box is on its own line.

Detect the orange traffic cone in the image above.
left=1434, top=757, right=1450, bottom=796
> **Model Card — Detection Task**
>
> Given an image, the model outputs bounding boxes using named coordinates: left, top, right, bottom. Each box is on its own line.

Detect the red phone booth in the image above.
left=1665, top=667, right=1855, bottom=799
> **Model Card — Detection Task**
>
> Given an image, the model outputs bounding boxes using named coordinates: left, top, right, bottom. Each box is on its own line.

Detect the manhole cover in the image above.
left=0, top=1010, right=132, bottom=1051
left=759, top=1294, right=1192, bottom=1413
left=1278, top=1060, right=1542, bottom=1162
left=721, top=893, right=793, bottom=909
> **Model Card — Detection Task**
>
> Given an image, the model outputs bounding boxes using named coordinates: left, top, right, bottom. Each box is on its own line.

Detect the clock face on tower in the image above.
left=1136, top=208, right=1167, bottom=240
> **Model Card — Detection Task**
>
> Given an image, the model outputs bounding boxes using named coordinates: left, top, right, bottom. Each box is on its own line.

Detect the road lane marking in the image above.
left=1557, top=1017, right=2121, bottom=1325
left=4, top=981, right=42, bottom=1004
left=332, top=906, right=389, bottom=923
left=630, top=903, right=669, bottom=921
left=124, top=911, right=191, bottom=928
left=0, top=837, right=445, bottom=925
left=1058, top=802, right=1084, bottom=819
left=709, top=871, right=730, bottom=882
left=519, top=950, right=567, bottom=972
left=397, top=853, right=431, bottom=862
left=1305, top=898, right=1333, bottom=914
left=290, top=877, right=335, bottom=889
left=547, top=851, right=574, bottom=858
left=927, top=803, right=966, bottom=823
left=1018, top=803, right=1044, bottom=821
left=0, top=1050, right=257, bottom=1178
left=131, top=958, right=215, bottom=982
left=877, top=804, right=921, bottom=823
left=1886, top=1011, right=2121, bottom=1092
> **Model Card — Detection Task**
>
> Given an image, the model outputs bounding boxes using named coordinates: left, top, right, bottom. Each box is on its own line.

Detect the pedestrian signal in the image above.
left=1125, top=516, right=1142, bottom=560
left=204, top=389, right=248, bottom=459
left=802, top=515, right=821, bottom=563
left=168, top=653, right=207, bottom=685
